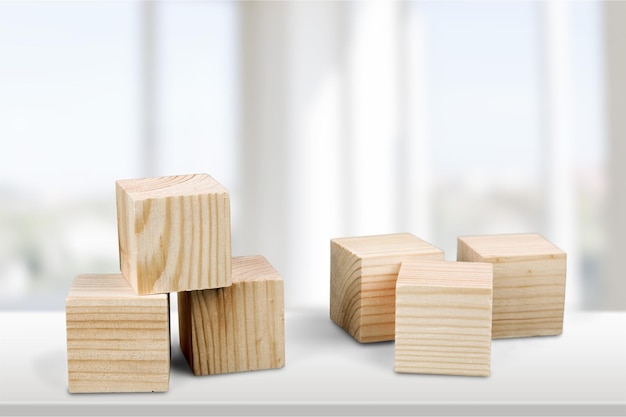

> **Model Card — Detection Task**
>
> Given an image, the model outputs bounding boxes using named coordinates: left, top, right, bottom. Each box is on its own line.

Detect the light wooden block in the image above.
left=457, top=233, right=566, bottom=339
left=116, top=173, right=232, bottom=295
left=65, top=274, right=170, bottom=393
left=395, top=260, right=493, bottom=377
left=330, top=233, right=444, bottom=343
left=178, top=255, right=285, bottom=376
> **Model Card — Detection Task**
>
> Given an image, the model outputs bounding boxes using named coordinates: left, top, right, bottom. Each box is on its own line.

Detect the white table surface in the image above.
left=0, top=308, right=625, bottom=416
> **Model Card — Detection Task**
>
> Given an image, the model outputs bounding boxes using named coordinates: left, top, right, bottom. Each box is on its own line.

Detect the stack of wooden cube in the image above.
left=330, top=232, right=566, bottom=377
left=66, top=174, right=285, bottom=393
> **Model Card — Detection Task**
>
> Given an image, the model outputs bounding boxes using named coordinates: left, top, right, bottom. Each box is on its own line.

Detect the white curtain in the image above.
left=234, top=1, right=589, bottom=309
left=3, top=1, right=621, bottom=310
left=235, top=2, right=421, bottom=308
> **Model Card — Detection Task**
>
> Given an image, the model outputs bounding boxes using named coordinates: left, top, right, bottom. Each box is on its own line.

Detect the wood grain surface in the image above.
left=65, top=274, right=170, bottom=393
left=457, top=233, right=566, bottom=338
left=395, top=261, right=493, bottom=377
left=116, top=174, right=231, bottom=295
left=178, top=256, right=285, bottom=376
left=330, top=233, right=444, bottom=343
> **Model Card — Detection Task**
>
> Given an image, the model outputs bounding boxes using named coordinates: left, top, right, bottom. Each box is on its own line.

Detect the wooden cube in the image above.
left=178, top=255, right=285, bottom=376
left=116, top=173, right=232, bottom=295
left=330, top=233, right=444, bottom=343
left=395, top=260, right=493, bottom=377
left=66, top=274, right=170, bottom=393
left=457, top=233, right=566, bottom=338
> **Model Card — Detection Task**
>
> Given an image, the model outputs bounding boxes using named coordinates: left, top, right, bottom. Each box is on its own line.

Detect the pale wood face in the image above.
left=396, top=260, right=493, bottom=289
left=65, top=274, right=170, bottom=393
left=231, top=255, right=283, bottom=282
left=330, top=234, right=444, bottom=343
left=116, top=182, right=137, bottom=291
left=116, top=174, right=232, bottom=295
left=491, top=258, right=566, bottom=338
left=395, top=261, right=493, bottom=377
left=458, top=233, right=566, bottom=261
left=330, top=240, right=363, bottom=341
left=178, top=256, right=285, bottom=376
left=333, top=233, right=442, bottom=259
left=457, top=234, right=567, bottom=338
left=116, top=173, right=228, bottom=198
left=66, top=274, right=165, bottom=303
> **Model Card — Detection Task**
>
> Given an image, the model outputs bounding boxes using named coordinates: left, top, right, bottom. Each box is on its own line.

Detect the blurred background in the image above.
left=0, top=1, right=623, bottom=311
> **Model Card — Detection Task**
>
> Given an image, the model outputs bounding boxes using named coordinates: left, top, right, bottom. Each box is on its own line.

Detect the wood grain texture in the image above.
left=457, top=233, right=566, bottom=339
left=395, top=261, right=493, bottom=377
left=65, top=274, right=170, bottom=393
left=178, top=256, right=285, bottom=376
left=116, top=173, right=231, bottom=295
left=330, top=233, right=444, bottom=343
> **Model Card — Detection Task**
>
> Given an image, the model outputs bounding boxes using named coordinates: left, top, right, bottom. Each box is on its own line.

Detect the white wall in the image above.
left=605, top=1, right=626, bottom=310
left=0, top=1, right=615, bottom=310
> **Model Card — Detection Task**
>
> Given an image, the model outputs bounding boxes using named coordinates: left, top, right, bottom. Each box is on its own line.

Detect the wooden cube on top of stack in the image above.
left=116, top=173, right=232, bottom=295
left=457, top=233, right=566, bottom=339
left=331, top=233, right=444, bottom=343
